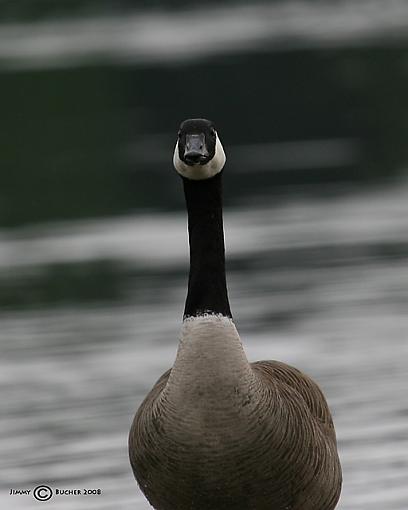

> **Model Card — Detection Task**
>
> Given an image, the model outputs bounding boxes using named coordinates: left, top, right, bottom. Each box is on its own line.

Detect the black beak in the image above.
left=184, top=133, right=209, bottom=165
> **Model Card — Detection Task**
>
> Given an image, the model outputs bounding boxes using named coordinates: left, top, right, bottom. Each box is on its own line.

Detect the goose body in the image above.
left=129, top=119, right=342, bottom=510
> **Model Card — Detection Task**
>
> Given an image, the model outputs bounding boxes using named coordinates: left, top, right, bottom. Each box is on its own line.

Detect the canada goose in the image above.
left=129, top=118, right=342, bottom=510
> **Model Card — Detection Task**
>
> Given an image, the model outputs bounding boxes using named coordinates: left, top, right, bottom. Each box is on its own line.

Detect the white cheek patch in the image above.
left=173, top=135, right=226, bottom=180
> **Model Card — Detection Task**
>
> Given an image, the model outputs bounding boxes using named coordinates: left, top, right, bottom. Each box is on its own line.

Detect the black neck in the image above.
left=182, top=172, right=232, bottom=319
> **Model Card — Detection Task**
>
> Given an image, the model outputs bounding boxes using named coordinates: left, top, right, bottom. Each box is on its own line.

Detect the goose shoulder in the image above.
left=251, top=360, right=337, bottom=442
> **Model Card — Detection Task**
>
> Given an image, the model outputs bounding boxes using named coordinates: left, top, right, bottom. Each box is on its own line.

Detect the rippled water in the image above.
left=1, top=0, right=408, bottom=69
left=1, top=178, right=408, bottom=509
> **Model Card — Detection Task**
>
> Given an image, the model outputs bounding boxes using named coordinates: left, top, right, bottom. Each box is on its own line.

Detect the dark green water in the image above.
left=3, top=45, right=408, bottom=227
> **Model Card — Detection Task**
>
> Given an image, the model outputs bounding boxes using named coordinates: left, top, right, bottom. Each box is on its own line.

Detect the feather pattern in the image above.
left=129, top=317, right=342, bottom=510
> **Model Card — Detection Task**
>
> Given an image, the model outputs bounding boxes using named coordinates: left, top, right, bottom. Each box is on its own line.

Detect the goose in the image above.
left=129, top=118, right=342, bottom=510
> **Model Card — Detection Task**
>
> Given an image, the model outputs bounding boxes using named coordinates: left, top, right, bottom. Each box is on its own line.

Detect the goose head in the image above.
left=173, top=118, right=226, bottom=180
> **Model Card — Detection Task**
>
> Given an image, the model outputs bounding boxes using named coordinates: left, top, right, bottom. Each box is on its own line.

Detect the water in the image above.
left=1, top=0, right=408, bottom=69
left=1, top=0, right=408, bottom=507
left=1, top=178, right=408, bottom=509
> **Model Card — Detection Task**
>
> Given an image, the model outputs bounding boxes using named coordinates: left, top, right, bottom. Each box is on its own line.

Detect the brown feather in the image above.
left=129, top=344, right=342, bottom=510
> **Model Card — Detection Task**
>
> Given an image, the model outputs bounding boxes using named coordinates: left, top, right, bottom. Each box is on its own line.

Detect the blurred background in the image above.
left=1, top=0, right=408, bottom=509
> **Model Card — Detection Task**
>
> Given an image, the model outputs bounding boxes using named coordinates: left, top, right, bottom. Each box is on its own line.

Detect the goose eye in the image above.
left=211, top=129, right=216, bottom=137
left=178, top=131, right=182, bottom=138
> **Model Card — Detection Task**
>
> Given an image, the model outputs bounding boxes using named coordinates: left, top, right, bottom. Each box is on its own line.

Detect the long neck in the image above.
left=182, top=172, right=232, bottom=319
